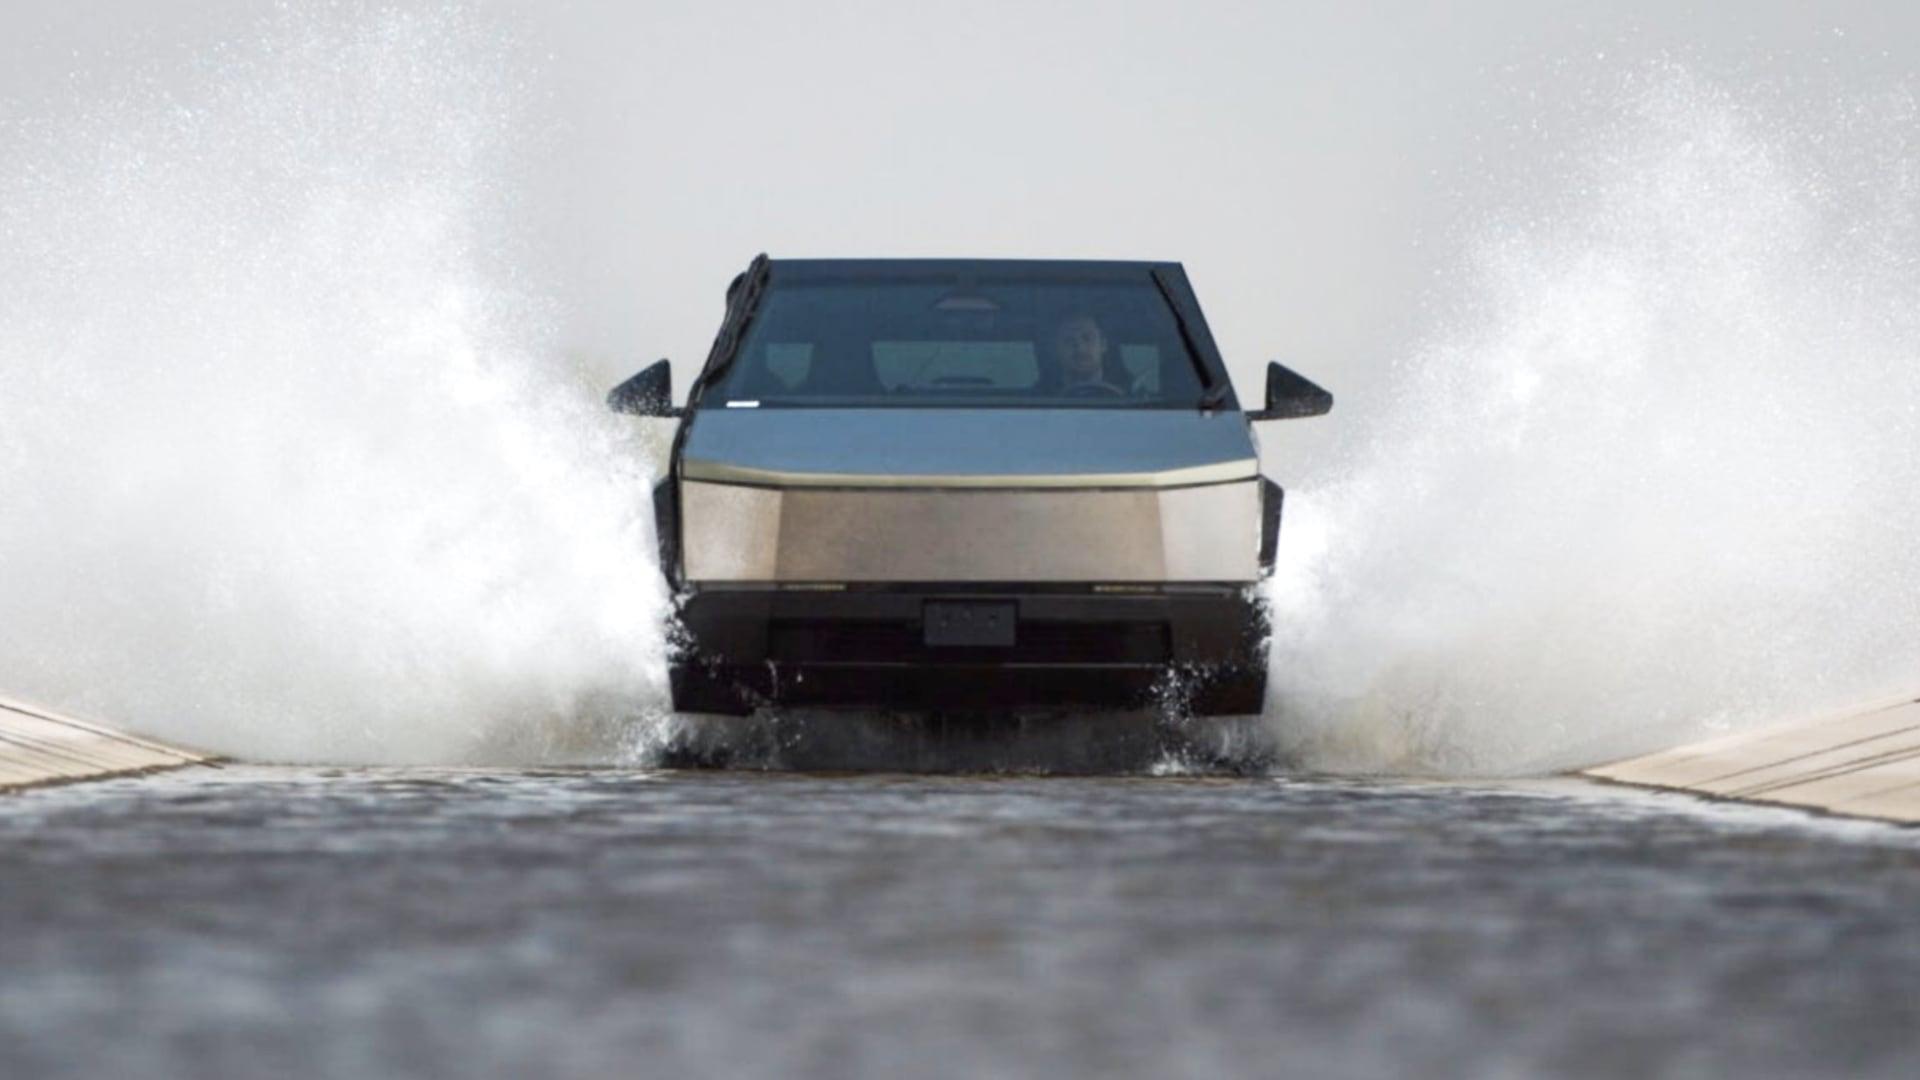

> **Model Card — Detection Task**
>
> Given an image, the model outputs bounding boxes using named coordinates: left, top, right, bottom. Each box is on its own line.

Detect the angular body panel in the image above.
left=680, top=408, right=1258, bottom=488
left=681, top=479, right=1260, bottom=582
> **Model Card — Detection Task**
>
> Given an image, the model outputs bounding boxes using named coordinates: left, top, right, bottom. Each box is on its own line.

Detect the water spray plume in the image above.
left=0, top=9, right=672, bottom=764
left=1266, top=71, right=1920, bottom=776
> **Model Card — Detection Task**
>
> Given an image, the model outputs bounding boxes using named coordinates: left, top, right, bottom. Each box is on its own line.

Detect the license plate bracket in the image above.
left=923, top=601, right=1016, bottom=647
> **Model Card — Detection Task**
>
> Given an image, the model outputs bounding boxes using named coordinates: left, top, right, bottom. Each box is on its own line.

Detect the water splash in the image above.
left=1265, top=70, right=1920, bottom=776
left=0, top=8, right=672, bottom=764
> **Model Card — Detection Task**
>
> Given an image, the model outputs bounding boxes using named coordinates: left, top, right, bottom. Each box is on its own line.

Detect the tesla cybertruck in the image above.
left=609, top=256, right=1332, bottom=716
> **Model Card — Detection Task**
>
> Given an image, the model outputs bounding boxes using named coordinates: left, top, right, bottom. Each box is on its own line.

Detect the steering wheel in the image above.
left=1061, top=381, right=1126, bottom=398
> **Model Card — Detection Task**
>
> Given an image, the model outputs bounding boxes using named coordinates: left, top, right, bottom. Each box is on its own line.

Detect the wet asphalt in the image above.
left=2, top=765, right=1919, bottom=1079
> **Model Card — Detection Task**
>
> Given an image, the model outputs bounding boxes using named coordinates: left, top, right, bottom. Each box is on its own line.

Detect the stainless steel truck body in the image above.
left=609, top=256, right=1332, bottom=715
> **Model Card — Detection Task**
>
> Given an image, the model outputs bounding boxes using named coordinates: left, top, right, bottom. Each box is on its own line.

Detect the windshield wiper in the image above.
left=1149, top=267, right=1229, bottom=413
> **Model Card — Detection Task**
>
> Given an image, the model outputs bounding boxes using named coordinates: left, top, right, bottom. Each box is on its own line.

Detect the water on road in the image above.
left=3, top=766, right=1919, bottom=1079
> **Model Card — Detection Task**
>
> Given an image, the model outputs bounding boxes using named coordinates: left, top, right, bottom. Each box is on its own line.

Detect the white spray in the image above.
left=0, top=10, right=671, bottom=764
left=1265, top=71, right=1920, bottom=775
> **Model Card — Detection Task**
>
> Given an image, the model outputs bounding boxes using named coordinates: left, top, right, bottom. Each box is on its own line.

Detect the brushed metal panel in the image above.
left=680, top=481, right=783, bottom=580
left=775, top=489, right=1165, bottom=582
left=680, top=479, right=1262, bottom=583
left=1160, top=481, right=1261, bottom=581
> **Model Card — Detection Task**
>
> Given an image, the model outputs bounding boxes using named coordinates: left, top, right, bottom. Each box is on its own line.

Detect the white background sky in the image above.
left=5, top=0, right=1916, bottom=458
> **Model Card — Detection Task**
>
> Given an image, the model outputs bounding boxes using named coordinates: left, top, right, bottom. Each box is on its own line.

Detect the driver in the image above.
left=1049, top=315, right=1127, bottom=396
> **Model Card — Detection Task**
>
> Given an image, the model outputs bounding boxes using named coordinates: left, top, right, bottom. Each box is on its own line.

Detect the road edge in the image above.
left=1579, top=694, right=1920, bottom=825
left=0, top=696, right=218, bottom=793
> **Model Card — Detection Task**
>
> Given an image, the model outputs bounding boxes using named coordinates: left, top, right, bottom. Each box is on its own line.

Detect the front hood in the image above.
left=678, top=408, right=1257, bottom=489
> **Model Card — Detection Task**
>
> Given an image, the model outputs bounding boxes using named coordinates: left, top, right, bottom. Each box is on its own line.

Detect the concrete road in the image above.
left=3, top=767, right=1919, bottom=1079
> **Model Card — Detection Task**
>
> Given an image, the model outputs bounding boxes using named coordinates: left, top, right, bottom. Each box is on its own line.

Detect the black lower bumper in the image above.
left=668, top=585, right=1268, bottom=716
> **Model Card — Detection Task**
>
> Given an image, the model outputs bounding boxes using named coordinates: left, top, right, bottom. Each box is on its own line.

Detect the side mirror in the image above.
left=1247, top=361, right=1333, bottom=421
left=607, top=360, right=680, bottom=417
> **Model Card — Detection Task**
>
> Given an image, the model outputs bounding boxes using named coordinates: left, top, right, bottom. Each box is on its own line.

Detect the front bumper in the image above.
left=668, top=585, right=1268, bottom=716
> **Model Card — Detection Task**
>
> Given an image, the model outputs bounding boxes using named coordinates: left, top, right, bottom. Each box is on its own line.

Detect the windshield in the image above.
left=705, top=277, right=1211, bottom=408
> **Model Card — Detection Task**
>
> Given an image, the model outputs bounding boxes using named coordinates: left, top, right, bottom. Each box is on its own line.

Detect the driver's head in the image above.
left=1050, top=315, right=1107, bottom=383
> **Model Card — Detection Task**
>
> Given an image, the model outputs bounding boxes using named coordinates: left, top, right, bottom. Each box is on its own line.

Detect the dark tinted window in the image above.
left=707, top=278, right=1209, bottom=408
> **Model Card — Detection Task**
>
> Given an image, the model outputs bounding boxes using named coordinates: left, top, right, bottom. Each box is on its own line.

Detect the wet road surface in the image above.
left=3, top=767, right=1919, bottom=1079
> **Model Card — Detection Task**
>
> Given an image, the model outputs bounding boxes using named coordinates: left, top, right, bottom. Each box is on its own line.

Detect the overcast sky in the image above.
left=5, top=0, right=1916, bottom=463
